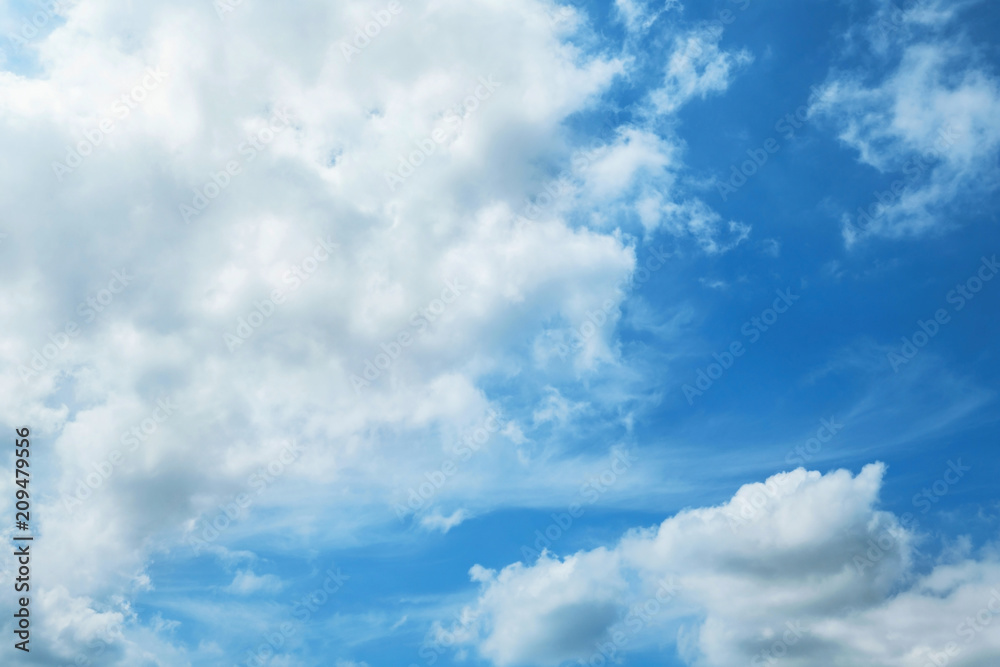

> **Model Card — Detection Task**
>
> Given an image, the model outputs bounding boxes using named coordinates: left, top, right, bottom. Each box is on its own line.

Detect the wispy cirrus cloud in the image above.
left=810, top=0, right=1000, bottom=244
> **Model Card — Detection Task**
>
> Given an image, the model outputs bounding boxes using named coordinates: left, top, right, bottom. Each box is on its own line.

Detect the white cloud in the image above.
left=446, top=549, right=629, bottom=666
left=810, top=2, right=1000, bottom=244
left=613, top=0, right=681, bottom=34
left=532, top=386, right=589, bottom=425
left=581, top=127, right=676, bottom=201
left=658, top=198, right=751, bottom=254
left=419, top=509, right=470, bottom=533
left=445, top=463, right=1000, bottom=666
left=650, top=27, right=753, bottom=115
left=0, top=0, right=750, bottom=660
left=524, top=122, right=748, bottom=250
left=761, top=238, right=781, bottom=258
left=224, top=569, right=285, bottom=595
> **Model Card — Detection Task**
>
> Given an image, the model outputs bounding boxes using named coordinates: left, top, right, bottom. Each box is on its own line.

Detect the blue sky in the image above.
left=1, top=0, right=1000, bottom=666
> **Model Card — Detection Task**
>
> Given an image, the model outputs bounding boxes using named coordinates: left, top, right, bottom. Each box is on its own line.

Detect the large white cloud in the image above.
left=445, top=463, right=1000, bottom=666
left=0, top=0, right=751, bottom=662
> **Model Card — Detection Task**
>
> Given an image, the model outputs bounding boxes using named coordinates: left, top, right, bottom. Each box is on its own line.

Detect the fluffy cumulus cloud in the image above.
left=0, top=0, right=751, bottom=662
left=809, top=0, right=1000, bottom=245
left=446, top=463, right=1000, bottom=666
